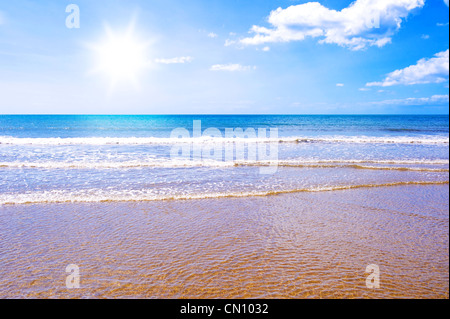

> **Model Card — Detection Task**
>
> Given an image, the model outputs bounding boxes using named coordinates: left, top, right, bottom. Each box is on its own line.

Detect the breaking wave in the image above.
left=0, top=135, right=448, bottom=145
left=1, top=181, right=448, bottom=206
left=0, top=159, right=448, bottom=171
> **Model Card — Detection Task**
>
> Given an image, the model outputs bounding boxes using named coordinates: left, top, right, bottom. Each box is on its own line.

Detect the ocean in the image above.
left=0, top=115, right=448, bottom=205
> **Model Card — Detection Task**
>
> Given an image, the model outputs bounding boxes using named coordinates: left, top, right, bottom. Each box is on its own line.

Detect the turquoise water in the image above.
left=1, top=115, right=448, bottom=138
left=0, top=115, right=448, bottom=204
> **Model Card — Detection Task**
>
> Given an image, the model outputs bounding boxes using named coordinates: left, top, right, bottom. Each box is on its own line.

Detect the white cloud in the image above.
left=359, top=88, right=371, bottom=91
left=155, top=56, right=193, bottom=64
left=240, top=0, right=425, bottom=50
left=210, top=64, right=255, bottom=72
left=224, top=39, right=237, bottom=47
left=421, top=34, right=430, bottom=40
left=437, top=22, right=449, bottom=26
left=336, top=83, right=344, bottom=87
left=444, top=0, right=449, bottom=7
left=262, top=46, right=271, bottom=52
left=208, top=32, right=218, bottom=38
left=369, top=94, right=449, bottom=106
left=367, top=49, right=449, bottom=86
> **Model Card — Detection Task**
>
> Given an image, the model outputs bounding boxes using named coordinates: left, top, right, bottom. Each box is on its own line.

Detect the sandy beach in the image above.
left=0, top=184, right=448, bottom=299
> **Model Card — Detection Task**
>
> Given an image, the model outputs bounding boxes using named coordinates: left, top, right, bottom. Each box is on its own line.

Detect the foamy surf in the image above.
left=0, top=181, right=448, bottom=206
left=0, top=159, right=234, bottom=169
left=0, top=135, right=448, bottom=145
left=0, top=159, right=448, bottom=171
left=0, top=159, right=449, bottom=172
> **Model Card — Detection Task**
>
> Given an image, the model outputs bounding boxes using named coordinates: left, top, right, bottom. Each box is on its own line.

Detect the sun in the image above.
left=90, top=21, right=151, bottom=90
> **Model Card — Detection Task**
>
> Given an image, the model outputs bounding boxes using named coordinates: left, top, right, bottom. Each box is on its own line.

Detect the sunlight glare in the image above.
left=90, top=21, right=151, bottom=90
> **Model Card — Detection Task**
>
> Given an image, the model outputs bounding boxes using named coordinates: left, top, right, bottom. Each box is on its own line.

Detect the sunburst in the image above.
left=89, top=19, right=152, bottom=91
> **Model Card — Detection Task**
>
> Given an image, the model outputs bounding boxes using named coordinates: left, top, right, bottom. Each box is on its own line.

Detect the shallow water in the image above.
left=0, top=185, right=448, bottom=299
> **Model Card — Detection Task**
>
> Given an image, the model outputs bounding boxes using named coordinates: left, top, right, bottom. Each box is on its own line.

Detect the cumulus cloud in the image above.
left=210, top=64, right=255, bottom=72
left=369, top=94, right=449, bottom=105
left=367, top=49, right=449, bottom=86
left=155, top=56, right=193, bottom=64
left=208, top=32, right=218, bottom=38
left=240, top=0, right=425, bottom=50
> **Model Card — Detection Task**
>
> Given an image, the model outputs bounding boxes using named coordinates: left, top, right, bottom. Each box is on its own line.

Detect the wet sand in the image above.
left=0, top=184, right=448, bottom=299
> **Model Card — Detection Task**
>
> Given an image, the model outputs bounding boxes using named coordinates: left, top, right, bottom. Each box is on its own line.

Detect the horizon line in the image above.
left=0, top=113, right=449, bottom=116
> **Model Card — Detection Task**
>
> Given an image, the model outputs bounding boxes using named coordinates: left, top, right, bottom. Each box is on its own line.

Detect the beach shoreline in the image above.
left=0, top=184, right=448, bottom=299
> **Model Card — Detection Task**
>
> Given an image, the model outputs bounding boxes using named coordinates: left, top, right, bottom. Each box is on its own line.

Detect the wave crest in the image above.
left=1, top=181, right=448, bottom=206
left=0, top=135, right=448, bottom=145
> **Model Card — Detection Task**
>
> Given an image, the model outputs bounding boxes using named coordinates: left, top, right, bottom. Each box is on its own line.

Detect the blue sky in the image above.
left=0, top=0, right=448, bottom=114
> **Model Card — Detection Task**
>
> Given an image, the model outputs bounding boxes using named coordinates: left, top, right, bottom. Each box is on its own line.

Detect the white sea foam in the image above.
left=0, top=135, right=448, bottom=145
left=0, top=159, right=233, bottom=169
left=1, top=181, right=448, bottom=205
left=0, top=159, right=448, bottom=169
left=242, top=159, right=450, bottom=165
